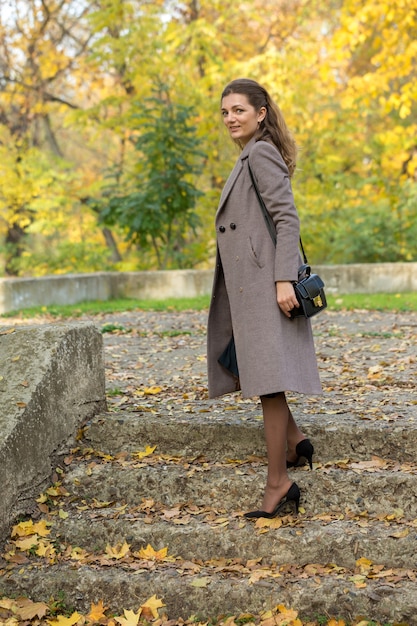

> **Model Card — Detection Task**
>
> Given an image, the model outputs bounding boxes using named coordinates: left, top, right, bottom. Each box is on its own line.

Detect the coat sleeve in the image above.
left=248, top=141, right=300, bottom=282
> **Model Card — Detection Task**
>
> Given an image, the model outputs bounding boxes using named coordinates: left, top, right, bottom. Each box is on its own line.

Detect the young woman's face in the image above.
left=221, top=93, right=266, bottom=146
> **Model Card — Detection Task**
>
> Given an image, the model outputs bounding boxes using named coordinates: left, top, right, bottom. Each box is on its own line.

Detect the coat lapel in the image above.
left=216, top=138, right=255, bottom=218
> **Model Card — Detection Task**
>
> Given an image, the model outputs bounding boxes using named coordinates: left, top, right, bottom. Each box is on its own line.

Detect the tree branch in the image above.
left=3, top=76, right=80, bottom=109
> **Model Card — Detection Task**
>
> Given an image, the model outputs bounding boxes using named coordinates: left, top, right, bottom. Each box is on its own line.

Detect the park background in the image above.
left=0, top=0, right=416, bottom=278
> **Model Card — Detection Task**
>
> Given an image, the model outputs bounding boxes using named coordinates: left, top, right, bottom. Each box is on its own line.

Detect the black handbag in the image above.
left=290, top=262, right=327, bottom=319
left=248, top=163, right=327, bottom=319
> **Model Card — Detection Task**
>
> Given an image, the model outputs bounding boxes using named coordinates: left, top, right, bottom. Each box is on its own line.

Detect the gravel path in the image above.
left=2, top=308, right=415, bottom=426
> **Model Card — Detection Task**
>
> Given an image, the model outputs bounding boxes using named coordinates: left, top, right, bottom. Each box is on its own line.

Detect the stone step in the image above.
left=0, top=560, right=415, bottom=623
left=50, top=510, right=417, bottom=571
left=84, top=410, right=416, bottom=463
left=63, top=459, right=417, bottom=518
left=2, top=308, right=416, bottom=625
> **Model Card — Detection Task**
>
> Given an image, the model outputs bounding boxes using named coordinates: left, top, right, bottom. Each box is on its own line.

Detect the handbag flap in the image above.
left=297, top=264, right=311, bottom=280
left=296, top=274, right=324, bottom=299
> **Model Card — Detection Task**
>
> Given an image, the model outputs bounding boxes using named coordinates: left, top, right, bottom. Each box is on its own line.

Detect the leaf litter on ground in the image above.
left=0, top=595, right=406, bottom=626
left=1, top=309, right=416, bottom=626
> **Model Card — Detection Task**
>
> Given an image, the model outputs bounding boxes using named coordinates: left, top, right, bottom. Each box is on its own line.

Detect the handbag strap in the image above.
left=248, top=163, right=308, bottom=265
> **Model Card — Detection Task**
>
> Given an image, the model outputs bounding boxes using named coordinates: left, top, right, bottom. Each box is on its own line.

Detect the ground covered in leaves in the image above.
left=1, top=307, right=416, bottom=626
left=1, top=594, right=403, bottom=626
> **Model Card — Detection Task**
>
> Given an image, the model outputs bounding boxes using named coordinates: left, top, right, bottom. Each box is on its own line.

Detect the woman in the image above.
left=207, top=78, right=322, bottom=518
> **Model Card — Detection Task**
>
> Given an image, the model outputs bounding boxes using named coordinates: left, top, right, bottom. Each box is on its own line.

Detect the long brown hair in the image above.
left=221, top=78, right=297, bottom=177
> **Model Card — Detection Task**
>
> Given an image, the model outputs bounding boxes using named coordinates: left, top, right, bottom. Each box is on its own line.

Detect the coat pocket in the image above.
left=247, top=236, right=265, bottom=269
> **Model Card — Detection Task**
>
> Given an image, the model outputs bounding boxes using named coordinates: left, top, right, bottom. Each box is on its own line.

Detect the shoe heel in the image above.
left=294, top=494, right=300, bottom=514
left=244, top=483, right=301, bottom=519
left=286, top=482, right=300, bottom=515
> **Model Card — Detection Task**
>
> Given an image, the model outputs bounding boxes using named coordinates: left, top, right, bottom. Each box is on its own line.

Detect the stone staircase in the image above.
left=1, top=309, right=417, bottom=624
left=1, top=409, right=417, bottom=623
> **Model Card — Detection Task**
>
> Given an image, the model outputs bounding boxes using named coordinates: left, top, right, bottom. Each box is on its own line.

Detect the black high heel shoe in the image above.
left=286, top=438, right=314, bottom=470
left=244, top=483, right=300, bottom=519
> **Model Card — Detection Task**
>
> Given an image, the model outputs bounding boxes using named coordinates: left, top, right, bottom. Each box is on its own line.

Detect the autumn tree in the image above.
left=99, top=86, right=205, bottom=269
left=292, top=0, right=417, bottom=262
left=0, top=0, right=90, bottom=272
left=1, top=0, right=416, bottom=275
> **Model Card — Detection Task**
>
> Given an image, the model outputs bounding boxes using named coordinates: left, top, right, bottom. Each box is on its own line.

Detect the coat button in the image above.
left=230, top=223, right=236, bottom=230
left=219, top=225, right=226, bottom=233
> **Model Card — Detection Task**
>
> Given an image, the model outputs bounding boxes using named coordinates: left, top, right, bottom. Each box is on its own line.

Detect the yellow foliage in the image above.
left=260, top=604, right=302, bottom=626
left=14, top=536, right=39, bottom=551
left=35, top=540, right=56, bottom=558
left=140, top=595, right=165, bottom=619
left=88, top=600, right=108, bottom=622
left=1, top=0, right=416, bottom=271
left=12, top=520, right=51, bottom=538
left=136, top=543, right=168, bottom=560
left=132, top=445, right=157, bottom=460
left=47, top=612, right=83, bottom=626
left=104, top=541, right=131, bottom=559
left=114, top=609, right=142, bottom=626
left=356, top=556, right=373, bottom=574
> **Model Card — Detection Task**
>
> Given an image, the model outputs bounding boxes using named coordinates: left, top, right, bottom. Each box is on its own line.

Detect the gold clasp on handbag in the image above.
left=313, top=295, right=323, bottom=307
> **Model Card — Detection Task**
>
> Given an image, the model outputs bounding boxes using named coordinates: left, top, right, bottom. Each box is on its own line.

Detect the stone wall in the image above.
left=0, top=323, right=106, bottom=540
left=0, top=264, right=416, bottom=315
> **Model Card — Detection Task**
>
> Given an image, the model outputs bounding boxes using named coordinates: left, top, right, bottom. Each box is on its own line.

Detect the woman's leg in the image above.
left=286, top=409, right=307, bottom=464
left=260, top=392, right=295, bottom=512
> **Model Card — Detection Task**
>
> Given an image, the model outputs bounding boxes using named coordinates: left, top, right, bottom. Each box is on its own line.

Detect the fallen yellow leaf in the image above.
left=137, top=544, right=167, bottom=560
left=14, top=598, right=49, bottom=620
left=249, top=569, right=272, bottom=584
left=70, top=547, right=89, bottom=561
left=143, top=385, right=162, bottom=396
left=12, top=520, right=36, bottom=537
left=88, top=600, right=108, bottom=622
left=261, top=604, right=302, bottom=626
left=14, top=535, right=39, bottom=551
left=33, top=520, right=52, bottom=537
left=0, top=598, right=15, bottom=610
left=105, top=541, right=130, bottom=559
left=114, top=608, right=141, bottom=626
left=133, top=446, right=157, bottom=460
left=255, top=517, right=283, bottom=529
left=36, top=540, right=56, bottom=558
left=140, top=595, right=165, bottom=619
left=389, top=528, right=409, bottom=538
left=47, top=611, right=83, bottom=626
left=356, top=556, right=373, bottom=573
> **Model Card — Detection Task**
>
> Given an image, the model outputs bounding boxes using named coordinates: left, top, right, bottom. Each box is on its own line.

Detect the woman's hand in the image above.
left=276, top=281, right=299, bottom=318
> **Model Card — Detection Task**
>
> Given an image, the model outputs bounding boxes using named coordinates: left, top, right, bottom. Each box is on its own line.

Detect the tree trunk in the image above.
left=5, top=223, right=27, bottom=276
left=101, top=227, right=122, bottom=262
left=42, top=114, right=64, bottom=157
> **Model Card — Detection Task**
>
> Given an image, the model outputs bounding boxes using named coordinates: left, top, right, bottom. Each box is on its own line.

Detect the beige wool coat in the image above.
left=207, top=137, right=322, bottom=399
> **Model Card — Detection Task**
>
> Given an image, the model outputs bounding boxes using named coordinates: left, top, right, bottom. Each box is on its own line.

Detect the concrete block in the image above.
left=0, top=270, right=215, bottom=314
left=115, top=269, right=214, bottom=300
left=317, top=262, right=417, bottom=294
left=0, top=265, right=416, bottom=315
left=0, top=323, right=107, bottom=540
left=0, top=273, right=115, bottom=313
